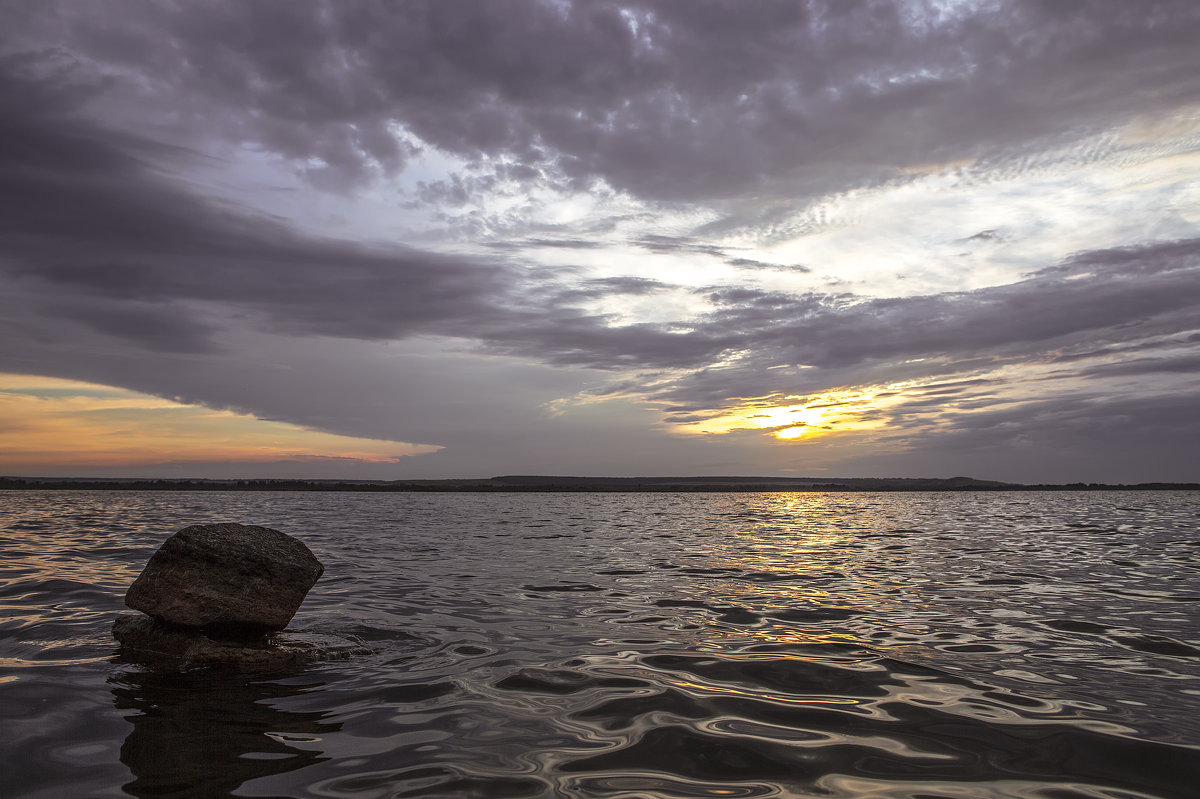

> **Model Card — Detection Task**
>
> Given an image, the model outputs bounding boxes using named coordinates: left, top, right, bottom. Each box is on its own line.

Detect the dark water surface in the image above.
left=2, top=490, right=1198, bottom=798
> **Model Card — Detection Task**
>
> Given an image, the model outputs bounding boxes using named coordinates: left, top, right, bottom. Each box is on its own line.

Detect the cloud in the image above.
left=725, top=258, right=811, bottom=274
left=0, top=374, right=440, bottom=476
left=1077, top=352, right=1200, bottom=378
left=599, top=237, right=1200, bottom=480
left=521, top=238, right=608, bottom=250
left=4, top=41, right=1197, bottom=470
left=854, top=391, right=1200, bottom=484
left=688, top=238, right=1200, bottom=374
left=3, top=3, right=1199, bottom=481
left=13, top=0, right=1199, bottom=206
left=634, top=235, right=729, bottom=258
left=529, top=233, right=1200, bottom=394
left=0, top=54, right=520, bottom=354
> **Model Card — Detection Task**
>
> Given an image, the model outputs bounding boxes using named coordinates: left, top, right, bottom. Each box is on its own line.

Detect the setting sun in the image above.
left=666, top=384, right=907, bottom=442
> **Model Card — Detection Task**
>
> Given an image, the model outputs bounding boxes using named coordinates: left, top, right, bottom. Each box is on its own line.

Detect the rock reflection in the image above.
left=110, top=666, right=339, bottom=798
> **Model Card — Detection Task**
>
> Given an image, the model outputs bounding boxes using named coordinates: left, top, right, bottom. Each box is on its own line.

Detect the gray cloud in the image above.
left=700, top=239, right=1200, bottom=370
left=522, top=239, right=607, bottom=250
left=855, top=391, right=1200, bottom=484
left=5, top=53, right=1197, bottom=419
left=634, top=235, right=729, bottom=258
left=1077, top=353, right=1200, bottom=378
left=725, top=258, right=811, bottom=273
left=3, top=2, right=1200, bottom=481
left=0, top=55, right=521, bottom=353
left=1, top=52, right=712, bottom=381
left=549, top=276, right=674, bottom=303
left=617, top=238, right=1200, bottom=423
left=13, top=1, right=1198, bottom=204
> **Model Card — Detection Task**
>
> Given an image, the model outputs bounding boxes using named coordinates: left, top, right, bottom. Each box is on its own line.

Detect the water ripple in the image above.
left=1, top=489, right=1198, bottom=798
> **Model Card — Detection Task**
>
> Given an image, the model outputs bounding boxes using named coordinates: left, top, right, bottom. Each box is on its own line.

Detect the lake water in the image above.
left=2, top=490, right=1198, bottom=798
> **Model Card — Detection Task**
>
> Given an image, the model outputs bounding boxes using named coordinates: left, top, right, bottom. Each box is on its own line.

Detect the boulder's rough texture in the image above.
left=111, top=614, right=368, bottom=671
left=125, top=523, right=323, bottom=634
left=112, top=614, right=316, bottom=670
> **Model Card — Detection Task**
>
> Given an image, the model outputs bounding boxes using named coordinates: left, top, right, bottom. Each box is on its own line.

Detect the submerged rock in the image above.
left=125, top=522, right=324, bottom=635
left=112, top=613, right=318, bottom=670
left=112, top=614, right=370, bottom=671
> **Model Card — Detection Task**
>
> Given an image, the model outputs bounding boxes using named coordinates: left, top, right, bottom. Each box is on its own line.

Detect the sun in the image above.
left=664, top=383, right=911, bottom=442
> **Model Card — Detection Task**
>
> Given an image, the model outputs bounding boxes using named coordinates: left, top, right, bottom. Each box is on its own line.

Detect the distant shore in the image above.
left=2, top=475, right=1197, bottom=492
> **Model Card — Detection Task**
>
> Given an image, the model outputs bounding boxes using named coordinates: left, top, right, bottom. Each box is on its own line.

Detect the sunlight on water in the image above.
left=1, top=490, right=1198, bottom=798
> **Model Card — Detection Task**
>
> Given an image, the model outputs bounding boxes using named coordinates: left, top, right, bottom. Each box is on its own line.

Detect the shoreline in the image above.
left=3, top=476, right=1197, bottom=492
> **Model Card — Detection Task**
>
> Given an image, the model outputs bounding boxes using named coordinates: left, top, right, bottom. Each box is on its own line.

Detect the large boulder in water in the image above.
left=125, top=523, right=324, bottom=635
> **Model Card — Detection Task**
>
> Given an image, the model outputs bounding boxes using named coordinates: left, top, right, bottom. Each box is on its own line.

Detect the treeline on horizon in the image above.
left=1, top=476, right=1197, bottom=492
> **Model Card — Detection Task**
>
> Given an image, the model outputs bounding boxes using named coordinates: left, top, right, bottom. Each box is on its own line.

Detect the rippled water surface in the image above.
left=2, top=490, right=1199, bottom=798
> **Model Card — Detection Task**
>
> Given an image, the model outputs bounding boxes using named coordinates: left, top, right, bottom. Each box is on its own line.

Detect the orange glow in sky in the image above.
left=0, top=373, right=440, bottom=472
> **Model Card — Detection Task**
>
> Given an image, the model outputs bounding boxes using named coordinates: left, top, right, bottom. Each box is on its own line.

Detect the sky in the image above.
left=1, top=0, right=1198, bottom=483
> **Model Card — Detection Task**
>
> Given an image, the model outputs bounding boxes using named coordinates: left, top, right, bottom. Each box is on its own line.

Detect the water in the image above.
left=2, top=490, right=1198, bottom=799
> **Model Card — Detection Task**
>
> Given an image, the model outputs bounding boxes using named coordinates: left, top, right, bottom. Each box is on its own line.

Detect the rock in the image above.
left=125, top=523, right=323, bottom=635
left=112, top=614, right=316, bottom=670
left=112, top=614, right=370, bottom=671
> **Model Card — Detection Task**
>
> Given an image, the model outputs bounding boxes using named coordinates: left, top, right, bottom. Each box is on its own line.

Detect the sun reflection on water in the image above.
left=645, top=492, right=920, bottom=654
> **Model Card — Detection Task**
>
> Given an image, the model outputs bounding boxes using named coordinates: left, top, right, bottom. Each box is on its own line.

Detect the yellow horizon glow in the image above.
left=667, top=383, right=911, bottom=442
left=0, top=373, right=441, bottom=470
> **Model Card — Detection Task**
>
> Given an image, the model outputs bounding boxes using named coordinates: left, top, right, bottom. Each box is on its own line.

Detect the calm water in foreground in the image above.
left=2, top=490, right=1199, bottom=799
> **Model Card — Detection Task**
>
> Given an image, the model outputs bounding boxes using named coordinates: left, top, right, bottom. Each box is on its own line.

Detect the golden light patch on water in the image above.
left=753, top=629, right=867, bottom=651
left=0, top=373, right=441, bottom=469
left=666, top=677, right=864, bottom=705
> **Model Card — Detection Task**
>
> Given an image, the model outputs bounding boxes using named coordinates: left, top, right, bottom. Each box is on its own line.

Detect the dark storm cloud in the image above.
left=3, top=3, right=1200, bottom=481
left=39, top=298, right=220, bottom=354
left=17, top=0, right=1199, bottom=203
left=5, top=46, right=1196, bottom=389
left=0, top=51, right=711, bottom=376
left=9, top=4, right=1199, bottom=352
left=0, top=51, right=717, bottom=381
left=0, top=54, right=520, bottom=352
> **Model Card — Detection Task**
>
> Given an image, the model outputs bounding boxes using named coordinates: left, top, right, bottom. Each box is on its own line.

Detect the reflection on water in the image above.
left=111, top=667, right=338, bottom=798
left=557, top=647, right=1200, bottom=799
left=1, top=489, right=1198, bottom=798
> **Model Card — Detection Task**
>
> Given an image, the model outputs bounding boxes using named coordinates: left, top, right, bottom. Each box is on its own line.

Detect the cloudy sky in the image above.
left=2, top=0, right=1198, bottom=483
